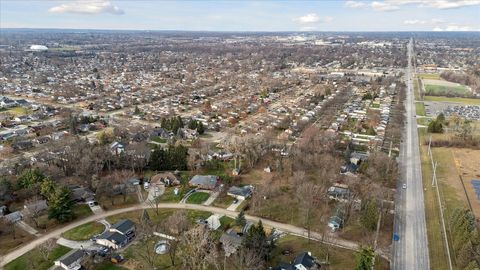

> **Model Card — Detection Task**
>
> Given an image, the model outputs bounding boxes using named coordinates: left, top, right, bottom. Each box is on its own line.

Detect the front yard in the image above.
left=4, top=244, right=71, bottom=270
left=62, top=221, right=105, bottom=241
left=186, top=191, right=210, bottom=204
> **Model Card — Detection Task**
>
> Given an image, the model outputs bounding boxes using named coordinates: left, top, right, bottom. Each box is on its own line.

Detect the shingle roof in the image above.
left=56, top=249, right=85, bottom=266
left=111, top=219, right=135, bottom=234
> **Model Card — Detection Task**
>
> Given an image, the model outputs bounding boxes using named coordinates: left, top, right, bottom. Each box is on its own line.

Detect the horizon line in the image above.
left=2, top=27, right=480, bottom=33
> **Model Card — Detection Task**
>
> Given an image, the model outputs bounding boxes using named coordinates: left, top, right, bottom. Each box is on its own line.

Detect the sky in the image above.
left=1, top=0, right=479, bottom=32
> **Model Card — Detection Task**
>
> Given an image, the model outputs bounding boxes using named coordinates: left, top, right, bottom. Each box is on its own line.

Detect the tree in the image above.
left=38, top=238, right=56, bottom=261
left=0, top=177, right=13, bottom=202
left=230, top=247, right=265, bottom=270
left=355, top=246, right=375, bottom=270
left=243, top=220, right=274, bottom=261
left=163, top=210, right=190, bottom=266
left=18, top=168, right=44, bottom=189
left=40, top=177, right=57, bottom=201
left=235, top=210, right=247, bottom=227
left=178, top=225, right=216, bottom=270
left=197, top=121, right=205, bottom=135
left=48, top=186, right=75, bottom=223
left=427, top=119, right=443, bottom=133
left=360, top=199, right=379, bottom=231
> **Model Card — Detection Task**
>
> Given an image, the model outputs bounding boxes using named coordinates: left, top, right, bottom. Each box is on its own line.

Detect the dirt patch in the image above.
left=452, top=148, right=480, bottom=218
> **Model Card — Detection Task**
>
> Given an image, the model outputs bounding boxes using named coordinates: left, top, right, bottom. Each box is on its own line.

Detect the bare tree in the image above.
left=178, top=225, right=216, bottom=270
left=230, top=248, right=265, bottom=270
left=38, top=238, right=56, bottom=261
left=162, top=210, right=190, bottom=266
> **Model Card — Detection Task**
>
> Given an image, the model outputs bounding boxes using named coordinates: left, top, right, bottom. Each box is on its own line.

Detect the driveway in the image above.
left=227, top=198, right=244, bottom=211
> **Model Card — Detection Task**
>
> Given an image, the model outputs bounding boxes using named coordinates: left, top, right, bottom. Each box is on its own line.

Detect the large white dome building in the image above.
left=29, top=45, right=48, bottom=52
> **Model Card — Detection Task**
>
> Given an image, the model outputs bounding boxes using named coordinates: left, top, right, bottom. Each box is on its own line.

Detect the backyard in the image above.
left=4, top=244, right=71, bottom=270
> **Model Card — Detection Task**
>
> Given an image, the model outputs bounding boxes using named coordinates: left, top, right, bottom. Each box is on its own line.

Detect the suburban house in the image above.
left=96, top=219, right=135, bottom=249
left=189, top=175, right=219, bottom=190
left=50, top=249, right=85, bottom=270
left=68, top=185, right=95, bottom=202
left=151, top=172, right=181, bottom=186
left=110, top=141, right=125, bottom=155
left=227, top=185, right=254, bottom=200
left=219, top=230, right=243, bottom=257
left=96, top=231, right=129, bottom=250
left=327, top=184, right=350, bottom=202
left=23, top=199, right=48, bottom=215
left=4, top=211, right=23, bottom=223
left=271, top=251, right=321, bottom=270
left=110, top=219, right=136, bottom=240
left=293, top=252, right=322, bottom=270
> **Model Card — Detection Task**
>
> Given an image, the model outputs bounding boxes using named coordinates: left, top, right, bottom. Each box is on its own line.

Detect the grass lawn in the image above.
left=99, top=194, right=139, bottom=211
left=270, top=235, right=389, bottom=270
left=123, top=236, right=175, bottom=269
left=415, top=102, right=426, bottom=116
left=95, top=261, right=128, bottom=270
left=212, top=194, right=235, bottom=208
left=151, top=136, right=167, bottom=144
left=4, top=245, right=71, bottom=270
left=418, top=128, right=469, bottom=270
left=186, top=192, right=210, bottom=204
left=0, top=228, right=35, bottom=255
left=62, top=221, right=105, bottom=241
left=106, top=209, right=211, bottom=227
left=423, top=96, right=480, bottom=105
left=414, top=77, right=421, bottom=100
left=418, top=73, right=441, bottom=80
left=159, top=186, right=193, bottom=203
left=0, top=106, right=29, bottom=116
left=425, top=84, right=470, bottom=97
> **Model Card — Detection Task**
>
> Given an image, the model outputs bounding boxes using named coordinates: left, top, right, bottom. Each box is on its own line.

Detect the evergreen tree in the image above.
left=360, top=199, right=379, bottom=231
left=235, top=210, right=247, bottom=226
left=48, top=187, right=75, bottom=223
left=18, top=168, right=45, bottom=189
left=197, top=122, right=205, bottom=135
left=40, top=177, right=57, bottom=201
left=355, top=246, right=375, bottom=270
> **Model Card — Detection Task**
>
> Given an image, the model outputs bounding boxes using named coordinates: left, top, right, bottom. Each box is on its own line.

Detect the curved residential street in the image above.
left=0, top=202, right=390, bottom=267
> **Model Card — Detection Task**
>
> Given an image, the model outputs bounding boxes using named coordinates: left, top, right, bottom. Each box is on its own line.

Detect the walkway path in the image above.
left=17, top=221, right=41, bottom=237
left=0, top=203, right=390, bottom=267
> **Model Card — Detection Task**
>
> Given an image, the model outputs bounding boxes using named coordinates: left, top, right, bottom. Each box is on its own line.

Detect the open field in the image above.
left=423, top=96, right=480, bottom=105
left=418, top=73, right=441, bottom=80
left=418, top=127, right=472, bottom=270
left=423, top=78, right=470, bottom=97
left=451, top=148, right=480, bottom=218
left=418, top=129, right=449, bottom=270
left=62, top=221, right=105, bottom=241
left=270, top=235, right=389, bottom=270
left=4, top=244, right=71, bottom=270
left=0, top=106, right=28, bottom=116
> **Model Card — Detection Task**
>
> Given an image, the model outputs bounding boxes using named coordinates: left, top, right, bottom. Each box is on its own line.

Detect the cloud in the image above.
left=344, top=0, right=480, bottom=11
left=403, top=18, right=444, bottom=25
left=49, top=0, right=124, bottom=15
left=434, top=24, right=479, bottom=31
left=293, top=13, right=333, bottom=24
left=371, top=1, right=400, bottom=11
left=294, top=13, right=321, bottom=23
left=344, top=1, right=367, bottom=8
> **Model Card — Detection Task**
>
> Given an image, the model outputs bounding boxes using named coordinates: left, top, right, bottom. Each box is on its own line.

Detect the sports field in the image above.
left=423, top=79, right=470, bottom=97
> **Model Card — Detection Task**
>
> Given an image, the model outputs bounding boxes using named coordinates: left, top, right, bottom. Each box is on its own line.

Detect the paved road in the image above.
left=0, top=203, right=387, bottom=267
left=392, top=38, right=430, bottom=270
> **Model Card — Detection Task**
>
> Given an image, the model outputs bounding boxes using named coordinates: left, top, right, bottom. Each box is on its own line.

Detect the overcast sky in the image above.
left=1, top=0, right=479, bottom=31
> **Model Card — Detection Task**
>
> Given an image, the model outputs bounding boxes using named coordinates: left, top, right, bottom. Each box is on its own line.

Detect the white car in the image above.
left=144, top=182, right=150, bottom=190
left=402, top=183, right=407, bottom=189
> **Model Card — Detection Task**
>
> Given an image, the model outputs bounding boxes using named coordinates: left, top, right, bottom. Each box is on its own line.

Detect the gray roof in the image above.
left=227, top=185, right=253, bottom=198
left=99, top=231, right=128, bottom=244
left=189, top=175, right=218, bottom=189
left=294, top=252, right=320, bottom=268
left=4, top=211, right=22, bottom=222
left=56, top=249, right=85, bottom=266
left=111, top=219, right=135, bottom=234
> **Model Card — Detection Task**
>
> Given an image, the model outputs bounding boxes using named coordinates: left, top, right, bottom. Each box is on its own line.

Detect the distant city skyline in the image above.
left=1, top=0, right=479, bottom=32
